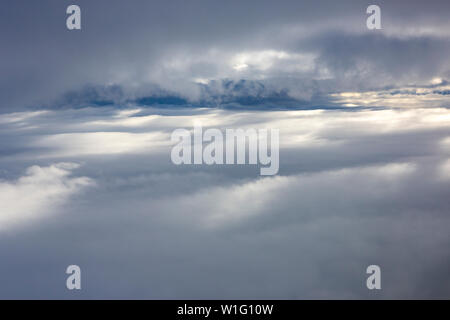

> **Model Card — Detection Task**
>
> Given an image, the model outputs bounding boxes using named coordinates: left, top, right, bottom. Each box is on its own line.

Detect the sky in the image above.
left=0, top=0, right=449, bottom=299
left=1, top=0, right=450, bottom=110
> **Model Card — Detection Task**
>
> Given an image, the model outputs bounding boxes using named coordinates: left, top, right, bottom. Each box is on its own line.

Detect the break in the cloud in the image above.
left=331, top=80, right=450, bottom=108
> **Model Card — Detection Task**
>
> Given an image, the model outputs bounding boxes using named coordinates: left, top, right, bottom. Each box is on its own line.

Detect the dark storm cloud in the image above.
left=1, top=0, right=450, bottom=110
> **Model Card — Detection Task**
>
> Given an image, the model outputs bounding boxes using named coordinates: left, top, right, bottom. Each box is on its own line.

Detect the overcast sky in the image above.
left=0, top=1, right=450, bottom=299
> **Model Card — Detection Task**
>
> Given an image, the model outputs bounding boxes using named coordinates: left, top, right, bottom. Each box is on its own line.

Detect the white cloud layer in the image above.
left=0, top=163, right=93, bottom=231
left=0, top=105, right=449, bottom=298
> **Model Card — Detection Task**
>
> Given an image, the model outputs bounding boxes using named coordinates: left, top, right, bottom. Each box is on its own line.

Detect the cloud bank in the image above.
left=0, top=106, right=449, bottom=298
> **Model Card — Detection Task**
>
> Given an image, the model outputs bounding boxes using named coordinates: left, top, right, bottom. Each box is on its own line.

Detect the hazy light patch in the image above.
left=159, top=161, right=417, bottom=229
left=422, top=112, right=450, bottom=124
left=231, top=50, right=288, bottom=71
left=332, top=85, right=450, bottom=109
left=261, top=109, right=427, bottom=139
left=440, top=137, right=450, bottom=150
left=339, top=92, right=362, bottom=98
left=207, top=108, right=450, bottom=142
left=431, top=78, right=444, bottom=85
left=383, top=24, right=450, bottom=38
left=0, top=110, right=50, bottom=125
left=80, top=111, right=230, bottom=131
left=282, top=133, right=343, bottom=148
left=371, top=162, right=416, bottom=178
left=232, top=63, right=249, bottom=71
left=114, top=109, right=143, bottom=118
left=34, top=131, right=169, bottom=158
left=438, top=159, right=450, bottom=180
left=157, top=175, right=290, bottom=229
left=85, top=114, right=161, bottom=128
left=193, top=78, right=210, bottom=85
left=196, top=176, right=288, bottom=228
left=230, top=50, right=315, bottom=73
left=329, top=109, right=450, bottom=134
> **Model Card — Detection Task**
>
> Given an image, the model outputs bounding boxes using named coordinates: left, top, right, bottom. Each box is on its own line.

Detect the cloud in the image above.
left=1, top=1, right=450, bottom=110
left=34, top=131, right=169, bottom=158
left=0, top=106, right=449, bottom=298
left=0, top=163, right=93, bottom=231
left=151, top=162, right=416, bottom=229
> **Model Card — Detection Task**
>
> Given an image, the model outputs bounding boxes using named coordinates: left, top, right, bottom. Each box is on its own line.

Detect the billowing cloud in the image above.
left=0, top=163, right=93, bottom=231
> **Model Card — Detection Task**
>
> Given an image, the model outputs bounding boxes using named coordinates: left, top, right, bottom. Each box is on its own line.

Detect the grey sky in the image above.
left=1, top=0, right=450, bottom=110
